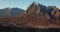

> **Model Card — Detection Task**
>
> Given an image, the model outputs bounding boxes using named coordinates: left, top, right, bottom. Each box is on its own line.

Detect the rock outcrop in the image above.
left=25, top=2, right=40, bottom=17
left=25, top=2, right=48, bottom=17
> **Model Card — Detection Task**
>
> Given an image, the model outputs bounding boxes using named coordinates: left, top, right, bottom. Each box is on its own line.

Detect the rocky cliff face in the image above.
left=25, top=2, right=41, bottom=16
left=25, top=2, right=48, bottom=17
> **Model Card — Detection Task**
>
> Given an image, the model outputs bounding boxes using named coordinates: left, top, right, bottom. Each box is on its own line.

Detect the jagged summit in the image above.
left=25, top=2, right=60, bottom=20
left=26, top=2, right=48, bottom=17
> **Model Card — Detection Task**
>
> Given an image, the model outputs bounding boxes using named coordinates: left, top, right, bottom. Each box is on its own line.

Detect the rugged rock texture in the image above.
left=0, top=2, right=60, bottom=28
left=25, top=2, right=48, bottom=17
left=26, top=2, right=41, bottom=16
left=49, top=6, right=60, bottom=26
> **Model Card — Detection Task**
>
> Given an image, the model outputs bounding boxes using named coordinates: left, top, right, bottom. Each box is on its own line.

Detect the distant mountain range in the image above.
left=0, top=8, right=25, bottom=17
left=0, top=2, right=60, bottom=28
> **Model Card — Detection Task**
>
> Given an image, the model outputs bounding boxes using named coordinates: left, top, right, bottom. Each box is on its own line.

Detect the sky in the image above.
left=0, top=0, right=60, bottom=10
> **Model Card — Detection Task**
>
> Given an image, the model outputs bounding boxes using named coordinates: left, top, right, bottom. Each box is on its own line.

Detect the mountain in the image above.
left=0, top=9, right=4, bottom=16
left=0, top=2, right=60, bottom=28
left=11, top=8, right=25, bottom=16
left=25, top=2, right=48, bottom=16
left=0, top=8, right=25, bottom=17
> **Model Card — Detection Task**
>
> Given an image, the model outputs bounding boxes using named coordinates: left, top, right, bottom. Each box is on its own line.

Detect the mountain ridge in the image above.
left=0, top=2, right=60, bottom=28
left=0, top=7, right=25, bottom=17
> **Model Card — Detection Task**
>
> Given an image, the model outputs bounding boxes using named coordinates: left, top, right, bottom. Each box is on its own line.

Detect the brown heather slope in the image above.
left=0, top=2, right=60, bottom=28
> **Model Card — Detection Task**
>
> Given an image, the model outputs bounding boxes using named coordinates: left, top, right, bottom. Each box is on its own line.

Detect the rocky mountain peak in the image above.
left=48, top=6, right=58, bottom=16
left=25, top=2, right=47, bottom=17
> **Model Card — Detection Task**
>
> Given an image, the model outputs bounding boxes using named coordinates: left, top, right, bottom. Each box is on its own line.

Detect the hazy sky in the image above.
left=0, top=0, right=60, bottom=10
